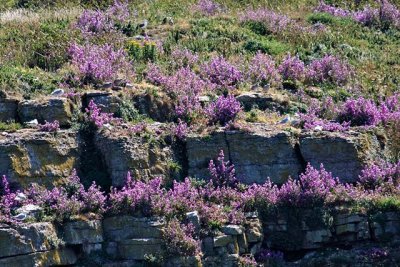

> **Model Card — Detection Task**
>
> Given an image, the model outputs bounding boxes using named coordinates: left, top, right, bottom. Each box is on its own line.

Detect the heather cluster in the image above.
left=302, top=94, right=400, bottom=131
left=193, top=0, right=222, bottom=16
left=208, top=150, right=238, bottom=187
left=247, top=51, right=280, bottom=87
left=39, top=120, right=60, bottom=132
left=202, top=56, right=242, bottom=91
left=205, top=95, right=242, bottom=125
left=358, top=160, right=400, bottom=190
left=278, top=54, right=305, bottom=82
left=85, top=100, right=121, bottom=128
left=315, top=1, right=400, bottom=29
left=170, top=48, right=199, bottom=69
left=306, top=55, right=352, bottom=86
left=75, top=1, right=130, bottom=34
left=68, top=43, right=131, bottom=84
left=163, top=219, right=200, bottom=256
left=239, top=8, right=296, bottom=34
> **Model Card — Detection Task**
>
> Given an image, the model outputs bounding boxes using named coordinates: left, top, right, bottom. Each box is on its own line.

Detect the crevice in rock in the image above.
left=224, top=132, right=233, bottom=164
left=77, top=128, right=111, bottom=191
left=294, top=142, right=307, bottom=177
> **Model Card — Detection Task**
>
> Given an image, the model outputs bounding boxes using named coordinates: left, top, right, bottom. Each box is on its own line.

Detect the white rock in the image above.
left=314, top=125, right=323, bottom=131
left=50, top=88, right=64, bottom=96
left=26, top=119, right=38, bottom=125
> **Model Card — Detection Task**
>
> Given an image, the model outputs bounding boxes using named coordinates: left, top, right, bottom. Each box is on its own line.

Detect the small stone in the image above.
left=221, top=225, right=243, bottom=235
left=50, top=89, right=64, bottom=96
left=186, top=211, right=200, bottom=234
left=100, top=82, right=113, bottom=89
left=213, top=235, right=233, bottom=247
left=15, top=204, right=42, bottom=220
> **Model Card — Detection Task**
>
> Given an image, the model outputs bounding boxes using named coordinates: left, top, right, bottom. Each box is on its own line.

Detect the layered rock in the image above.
left=95, top=127, right=174, bottom=187
left=0, top=98, right=19, bottom=122
left=18, top=97, right=73, bottom=127
left=0, top=130, right=79, bottom=188
left=187, top=125, right=303, bottom=184
left=82, top=91, right=122, bottom=114
left=299, top=130, right=384, bottom=183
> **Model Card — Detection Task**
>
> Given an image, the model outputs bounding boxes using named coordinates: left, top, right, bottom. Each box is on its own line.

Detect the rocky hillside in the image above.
left=0, top=0, right=400, bottom=266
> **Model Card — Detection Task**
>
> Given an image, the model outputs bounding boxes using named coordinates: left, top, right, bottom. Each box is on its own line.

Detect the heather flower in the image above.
left=68, top=43, right=131, bottom=85
left=239, top=8, right=295, bottom=34
left=203, top=56, right=242, bottom=91
left=106, top=0, right=130, bottom=24
left=108, top=175, right=165, bottom=216
left=39, top=120, right=60, bottom=132
left=75, top=10, right=113, bottom=34
left=171, top=47, right=199, bottom=69
left=338, top=97, right=381, bottom=126
left=315, top=1, right=351, bottom=17
left=0, top=175, right=18, bottom=223
left=306, top=55, right=352, bottom=86
left=145, top=63, right=166, bottom=85
left=247, top=51, right=280, bottom=87
left=379, top=0, right=400, bottom=29
left=278, top=54, right=305, bottom=82
left=129, top=122, right=147, bottom=135
left=173, top=119, right=189, bottom=140
left=358, top=160, right=400, bottom=190
left=353, top=6, right=379, bottom=26
left=238, top=255, right=257, bottom=267
left=163, top=219, right=201, bottom=256
left=208, top=150, right=238, bottom=188
left=193, top=0, right=222, bottom=16
left=206, top=95, right=242, bottom=125
left=85, top=100, right=121, bottom=128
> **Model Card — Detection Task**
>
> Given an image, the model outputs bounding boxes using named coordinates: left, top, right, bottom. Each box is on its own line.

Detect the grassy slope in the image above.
left=0, top=0, right=398, bottom=99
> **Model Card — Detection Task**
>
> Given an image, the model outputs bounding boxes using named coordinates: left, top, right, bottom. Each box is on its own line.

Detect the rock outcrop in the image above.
left=0, top=130, right=79, bottom=188
left=187, top=125, right=303, bottom=184
left=0, top=98, right=19, bottom=122
left=18, top=97, right=73, bottom=127
left=94, top=127, right=174, bottom=187
left=299, top=130, right=384, bottom=183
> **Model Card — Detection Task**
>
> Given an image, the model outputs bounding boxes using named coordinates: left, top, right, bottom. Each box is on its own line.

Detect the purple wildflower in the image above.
left=206, top=95, right=242, bottom=125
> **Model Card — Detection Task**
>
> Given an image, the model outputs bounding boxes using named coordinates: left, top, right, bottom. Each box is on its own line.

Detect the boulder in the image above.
left=103, top=216, right=165, bottom=241
left=0, top=98, right=19, bottom=122
left=0, top=222, right=58, bottom=258
left=18, top=97, right=73, bottom=127
left=82, top=91, right=122, bottom=114
left=299, top=131, right=384, bottom=183
left=132, top=91, right=174, bottom=122
left=236, top=92, right=290, bottom=113
left=0, top=130, right=79, bottom=188
left=62, top=220, right=103, bottom=245
left=187, top=125, right=302, bottom=184
left=213, top=235, right=233, bottom=247
left=221, top=225, right=244, bottom=235
left=118, top=238, right=164, bottom=260
left=95, top=127, right=173, bottom=187
left=186, top=211, right=201, bottom=234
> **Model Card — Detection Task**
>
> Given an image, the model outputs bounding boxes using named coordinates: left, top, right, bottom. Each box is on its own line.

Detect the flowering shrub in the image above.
left=238, top=255, right=257, bottom=267
left=239, top=8, right=295, bottom=34
left=247, top=51, right=279, bottom=87
left=108, top=173, right=165, bottom=216
left=202, top=56, right=242, bottom=91
left=171, top=48, right=199, bottom=69
left=358, top=160, right=400, bottom=190
left=173, top=119, right=189, bottom=140
left=75, top=1, right=130, bottom=35
left=163, top=219, right=201, bottom=256
left=0, top=175, right=18, bottom=223
left=22, top=170, right=106, bottom=222
left=106, top=0, right=130, bottom=24
left=39, top=120, right=60, bottom=132
left=75, top=10, right=113, bottom=35
left=206, top=95, right=241, bottom=125
left=315, top=1, right=400, bottom=29
left=68, top=43, right=131, bottom=85
left=338, top=97, right=381, bottom=126
left=85, top=100, right=121, bottom=128
left=208, top=150, right=237, bottom=188
left=315, top=1, right=351, bottom=17
left=306, top=55, right=352, bottom=86
left=193, top=0, right=222, bottom=16
left=278, top=54, right=305, bottom=82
